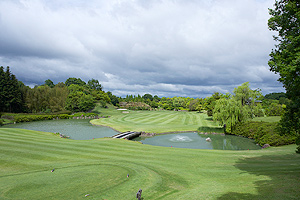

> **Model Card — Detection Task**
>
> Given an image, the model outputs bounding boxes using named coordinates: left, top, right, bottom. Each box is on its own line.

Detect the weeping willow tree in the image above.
left=213, top=82, right=262, bottom=133
left=213, top=98, right=250, bottom=133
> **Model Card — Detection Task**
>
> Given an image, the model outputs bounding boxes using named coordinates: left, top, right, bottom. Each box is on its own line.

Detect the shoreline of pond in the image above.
left=6, top=119, right=263, bottom=149
left=89, top=119, right=228, bottom=137
left=89, top=121, right=122, bottom=134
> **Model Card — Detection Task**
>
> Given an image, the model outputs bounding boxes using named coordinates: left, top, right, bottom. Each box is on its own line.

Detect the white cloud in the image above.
left=0, top=0, right=284, bottom=97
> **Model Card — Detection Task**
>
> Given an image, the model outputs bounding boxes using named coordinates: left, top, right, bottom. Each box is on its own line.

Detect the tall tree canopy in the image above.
left=0, top=66, right=24, bottom=112
left=65, top=77, right=86, bottom=87
left=65, top=85, right=95, bottom=112
left=44, top=79, right=55, bottom=88
left=268, top=0, right=300, bottom=99
left=213, top=82, right=262, bottom=133
left=268, top=0, right=300, bottom=152
left=88, top=79, right=103, bottom=91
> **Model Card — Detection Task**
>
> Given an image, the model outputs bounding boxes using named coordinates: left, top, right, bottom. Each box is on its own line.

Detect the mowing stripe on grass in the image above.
left=92, top=110, right=221, bottom=133
left=1, top=126, right=299, bottom=199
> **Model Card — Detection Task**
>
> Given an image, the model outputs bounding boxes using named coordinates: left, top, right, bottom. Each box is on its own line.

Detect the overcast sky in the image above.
left=0, top=0, right=284, bottom=98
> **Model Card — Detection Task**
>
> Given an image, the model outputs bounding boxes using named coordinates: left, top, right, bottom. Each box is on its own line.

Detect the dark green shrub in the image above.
left=120, top=102, right=151, bottom=110
left=253, top=107, right=265, bottom=117
left=0, top=119, right=3, bottom=126
left=265, top=103, right=284, bottom=116
left=14, top=114, right=70, bottom=123
left=72, top=112, right=98, bottom=117
left=296, top=136, right=300, bottom=154
left=198, top=126, right=224, bottom=134
left=99, top=100, right=107, bottom=108
left=207, top=110, right=213, bottom=116
left=1, top=113, right=16, bottom=120
left=232, top=121, right=296, bottom=146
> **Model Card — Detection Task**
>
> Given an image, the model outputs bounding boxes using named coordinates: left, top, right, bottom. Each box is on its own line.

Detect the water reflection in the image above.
left=133, top=132, right=261, bottom=150
left=4, top=119, right=118, bottom=140
left=4, top=120, right=261, bottom=150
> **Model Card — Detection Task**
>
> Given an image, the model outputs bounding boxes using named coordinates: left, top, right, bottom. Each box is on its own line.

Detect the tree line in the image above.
left=0, top=66, right=111, bottom=114
left=0, top=66, right=296, bottom=148
left=1, top=69, right=295, bottom=148
left=0, top=66, right=287, bottom=118
left=0, top=66, right=24, bottom=113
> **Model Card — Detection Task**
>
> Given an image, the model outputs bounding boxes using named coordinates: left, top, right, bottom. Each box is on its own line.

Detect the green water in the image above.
left=4, top=120, right=261, bottom=150
left=133, top=132, right=261, bottom=150
left=4, top=119, right=118, bottom=140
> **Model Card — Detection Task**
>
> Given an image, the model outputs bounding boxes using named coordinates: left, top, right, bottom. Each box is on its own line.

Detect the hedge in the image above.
left=232, top=121, right=297, bottom=146
left=14, top=114, right=70, bottom=123
left=198, top=126, right=224, bottom=134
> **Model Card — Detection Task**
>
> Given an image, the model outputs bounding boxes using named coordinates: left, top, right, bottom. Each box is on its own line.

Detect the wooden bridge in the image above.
left=112, top=131, right=141, bottom=140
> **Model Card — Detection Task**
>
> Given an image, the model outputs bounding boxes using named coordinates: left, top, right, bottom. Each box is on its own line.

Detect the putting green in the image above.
left=91, top=109, right=220, bottom=133
left=1, top=128, right=299, bottom=199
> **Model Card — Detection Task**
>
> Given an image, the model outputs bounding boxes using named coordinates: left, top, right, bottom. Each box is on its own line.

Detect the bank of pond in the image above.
left=3, top=119, right=262, bottom=150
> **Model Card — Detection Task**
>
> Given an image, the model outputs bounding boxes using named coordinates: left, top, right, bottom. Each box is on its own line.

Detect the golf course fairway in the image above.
left=90, top=108, right=220, bottom=133
left=0, top=128, right=299, bottom=199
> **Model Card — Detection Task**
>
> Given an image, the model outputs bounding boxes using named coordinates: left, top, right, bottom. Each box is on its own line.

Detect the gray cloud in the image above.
left=0, top=0, right=284, bottom=98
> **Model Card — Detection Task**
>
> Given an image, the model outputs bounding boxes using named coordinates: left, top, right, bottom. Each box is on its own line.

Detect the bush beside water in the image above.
left=197, top=126, right=224, bottom=134
left=296, top=136, right=300, bottom=153
left=71, top=112, right=100, bottom=118
left=1, top=112, right=104, bottom=123
left=14, top=114, right=70, bottom=123
left=232, top=121, right=297, bottom=146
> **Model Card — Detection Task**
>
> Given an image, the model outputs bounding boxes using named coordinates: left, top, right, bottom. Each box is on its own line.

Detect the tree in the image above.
left=88, top=79, right=103, bottom=91
left=189, top=99, right=200, bottom=111
left=56, top=82, right=66, bottom=88
left=268, top=0, right=300, bottom=151
left=44, top=79, right=55, bottom=88
left=65, top=91, right=95, bottom=112
left=213, top=98, right=243, bottom=133
left=25, top=85, right=51, bottom=113
left=264, top=92, right=286, bottom=100
left=213, top=82, right=263, bottom=133
left=18, top=81, right=30, bottom=113
left=65, top=85, right=95, bottom=112
left=90, top=90, right=111, bottom=107
left=0, top=66, right=24, bottom=112
left=107, top=91, right=119, bottom=106
left=0, top=66, right=6, bottom=112
left=203, top=92, right=225, bottom=116
left=265, top=102, right=284, bottom=116
left=49, top=84, right=69, bottom=112
left=65, top=77, right=86, bottom=87
left=24, top=83, right=69, bottom=113
left=143, top=94, right=153, bottom=101
left=172, top=97, right=186, bottom=110
left=153, top=95, right=161, bottom=102
left=233, top=82, right=263, bottom=117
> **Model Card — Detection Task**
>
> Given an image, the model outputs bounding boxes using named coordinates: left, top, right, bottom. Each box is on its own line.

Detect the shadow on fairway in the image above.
left=217, top=152, right=300, bottom=200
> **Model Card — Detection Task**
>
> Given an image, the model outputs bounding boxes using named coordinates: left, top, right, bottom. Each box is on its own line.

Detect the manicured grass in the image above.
left=0, top=128, right=299, bottom=199
left=91, top=106, right=220, bottom=133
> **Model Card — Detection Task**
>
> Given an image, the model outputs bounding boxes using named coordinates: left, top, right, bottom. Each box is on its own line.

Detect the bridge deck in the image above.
left=112, top=131, right=141, bottom=140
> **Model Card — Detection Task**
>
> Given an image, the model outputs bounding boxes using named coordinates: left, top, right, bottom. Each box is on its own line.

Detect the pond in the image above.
left=132, top=132, right=261, bottom=150
left=4, top=120, right=261, bottom=150
left=4, top=119, right=118, bottom=140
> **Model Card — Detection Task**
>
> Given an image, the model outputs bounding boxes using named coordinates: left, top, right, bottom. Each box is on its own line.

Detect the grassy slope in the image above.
left=1, top=128, right=299, bottom=199
left=91, top=106, right=220, bottom=133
